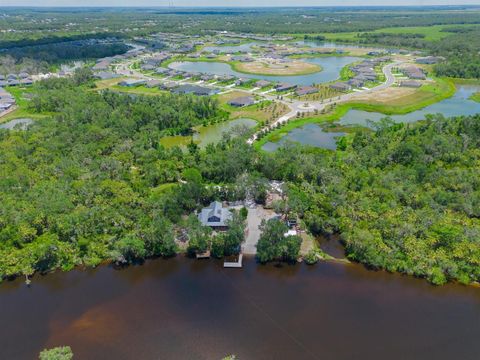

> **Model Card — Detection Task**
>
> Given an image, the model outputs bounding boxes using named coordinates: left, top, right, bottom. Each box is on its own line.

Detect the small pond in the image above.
left=262, top=123, right=345, bottom=152
left=161, top=117, right=257, bottom=148
left=338, top=85, right=480, bottom=127
left=0, top=118, right=34, bottom=130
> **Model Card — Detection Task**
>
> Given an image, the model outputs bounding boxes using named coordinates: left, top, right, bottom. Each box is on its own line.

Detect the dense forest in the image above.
left=263, top=117, right=480, bottom=285
left=0, top=74, right=255, bottom=279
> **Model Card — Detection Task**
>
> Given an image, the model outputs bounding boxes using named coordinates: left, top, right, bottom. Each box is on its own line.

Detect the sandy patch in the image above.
left=235, top=60, right=320, bottom=76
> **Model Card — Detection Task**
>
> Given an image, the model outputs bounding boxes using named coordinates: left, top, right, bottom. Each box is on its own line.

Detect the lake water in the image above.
left=339, top=85, right=480, bottom=127
left=262, top=123, right=345, bottom=152
left=1, top=257, right=479, bottom=360
left=0, top=118, right=33, bottom=130
left=168, top=56, right=361, bottom=86
left=160, top=118, right=257, bottom=148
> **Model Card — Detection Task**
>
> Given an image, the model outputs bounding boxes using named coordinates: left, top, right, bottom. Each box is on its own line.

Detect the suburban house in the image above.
left=172, top=84, right=218, bottom=96
left=416, top=56, right=445, bottom=65
left=295, top=86, right=318, bottom=96
left=145, top=79, right=162, bottom=88
left=94, top=71, right=119, bottom=80
left=255, top=80, right=271, bottom=88
left=119, top=79, right=147, bottom=87
left=228, top=96, right=255, bottom=107
left=275, top=82, right=297, bottom=92
left=330, top=82, right=351, bottom=91
left=198, top=201, right=232, bottom=230
left=401, top=66, right=427, bottom=80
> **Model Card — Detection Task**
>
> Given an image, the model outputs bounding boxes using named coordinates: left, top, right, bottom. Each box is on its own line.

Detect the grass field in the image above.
left=470, top=92, right=480, bottom=103
left=299, top=24, right=478, bottom=44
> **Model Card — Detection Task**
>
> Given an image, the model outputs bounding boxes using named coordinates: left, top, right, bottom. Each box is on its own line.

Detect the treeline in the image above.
left=2, top=41, right=130, bottom=64
left=262, top=117, right=480, bottom=285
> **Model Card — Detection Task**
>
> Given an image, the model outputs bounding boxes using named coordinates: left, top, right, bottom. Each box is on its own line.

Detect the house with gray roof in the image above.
left=228, top=96, right=255, bottom=107
left=198, top=201, right=232, bottom=230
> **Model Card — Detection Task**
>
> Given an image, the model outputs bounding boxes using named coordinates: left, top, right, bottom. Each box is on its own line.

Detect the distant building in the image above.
left=329, top=82, right=351, bottom=91
left=172, top=84, right=218, bottom=96
left=92, top=60, right=111, bottom=71
left=295, top=86, right=318, bottom=96
left=198, top=201, right=232, bottom=230
left=275, top=83, right=296, bottom=92
left=118, top=79, right=146, bottom=87
left=145, top=79, right=162, bottom=88
left=255, top=80, right=271, bottom=88
left=94, top=71, right=119, bottom=80
left=228, top=96, right=255, bottom=107
left=416, top=56, right=445, bottom=65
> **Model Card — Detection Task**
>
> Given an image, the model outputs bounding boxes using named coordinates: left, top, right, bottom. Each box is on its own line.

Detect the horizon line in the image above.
left=1, top=4, right=480, bottom=8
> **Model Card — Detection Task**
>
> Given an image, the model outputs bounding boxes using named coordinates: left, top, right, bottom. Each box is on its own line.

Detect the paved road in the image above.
left=242, top=206, right=276, bottom=255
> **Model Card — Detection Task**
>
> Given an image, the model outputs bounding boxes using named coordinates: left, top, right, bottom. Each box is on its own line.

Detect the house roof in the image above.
left=198, top=201, right=232, bottom=227
left=228, top=96, right=255, bottom=107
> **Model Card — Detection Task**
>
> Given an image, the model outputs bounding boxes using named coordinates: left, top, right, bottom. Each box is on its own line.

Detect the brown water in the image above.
left=1, top=257, right=479, bottom=360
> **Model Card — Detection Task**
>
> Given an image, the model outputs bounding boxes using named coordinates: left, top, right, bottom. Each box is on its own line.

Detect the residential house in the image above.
left=255, top=80, right=271, bottom=88
left=198, top=201, right=232, bottom=230
left=119, top=79, right=146, bottom=87
left=295, top=86, right=318, bottom=96
left=172, top=84, right=218, bottom=96
left=275, top=83, right=296, bottom=92
left=228, top=96, right=255, bottom=107
left=329, top=82, right=351, bottom=91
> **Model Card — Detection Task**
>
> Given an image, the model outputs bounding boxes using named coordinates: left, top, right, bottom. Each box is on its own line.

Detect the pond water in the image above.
left=339, top=85, right=480, bottom=127
left=262, top=123, right=345, bottom=152
left=1, top=257, right=479, bottom=360
left=263, top=85, right=480, bottom=151
left=168, top=56, right=361, bottom=86
left=160, top=118, right=257, bottom=148
left=0, top=118, right=33, bottom=130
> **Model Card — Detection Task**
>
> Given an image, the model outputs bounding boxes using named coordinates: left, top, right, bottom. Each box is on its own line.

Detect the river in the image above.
left=1, top=257, right=479, bottom=360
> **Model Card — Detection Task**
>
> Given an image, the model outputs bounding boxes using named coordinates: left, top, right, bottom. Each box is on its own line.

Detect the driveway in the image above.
left=242, top=206, right=277, bottom=255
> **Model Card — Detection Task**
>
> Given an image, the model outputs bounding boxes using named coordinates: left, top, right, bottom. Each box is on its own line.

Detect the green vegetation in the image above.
left=0, top=72, right=256, bottom=280
left=470, top=92, right=480, bottom=103
left=256, top=218, right=301, bottom=263
left=263, top=116, right=480, bottom=284
left=39, top=346, right=73, bottom=360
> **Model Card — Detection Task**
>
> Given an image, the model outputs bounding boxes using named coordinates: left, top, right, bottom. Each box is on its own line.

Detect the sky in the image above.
left=1, top=0, right=480, bottom=7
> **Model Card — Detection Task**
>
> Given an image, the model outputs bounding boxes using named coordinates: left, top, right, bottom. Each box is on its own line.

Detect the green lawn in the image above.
left=0, top=86, right=51, bottom=124
left=295, top=24, right=479, bottom=43
left=470, top=92, right=480, bottom=103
